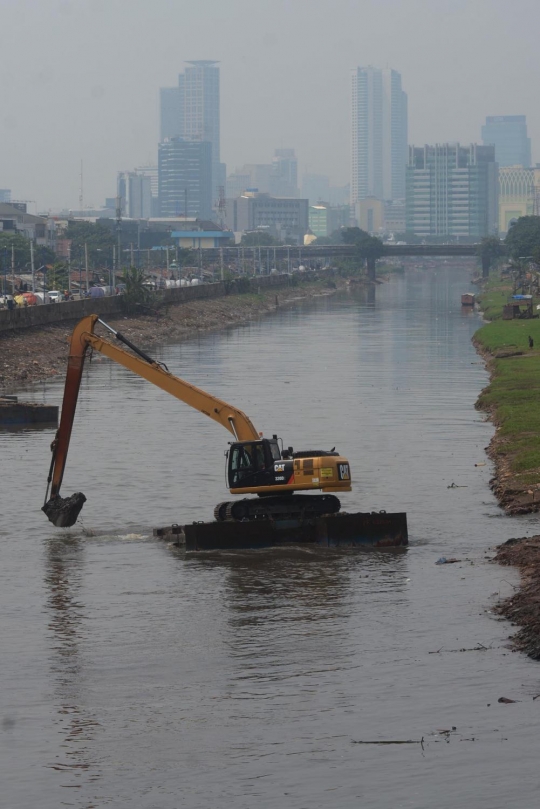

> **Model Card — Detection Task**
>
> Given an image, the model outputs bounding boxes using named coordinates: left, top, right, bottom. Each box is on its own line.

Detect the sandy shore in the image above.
left=0, top=280, right=338, bottom=391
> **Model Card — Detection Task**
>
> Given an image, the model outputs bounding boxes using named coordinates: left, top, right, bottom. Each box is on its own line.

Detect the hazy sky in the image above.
left=1, top=0, right=539, bottom=211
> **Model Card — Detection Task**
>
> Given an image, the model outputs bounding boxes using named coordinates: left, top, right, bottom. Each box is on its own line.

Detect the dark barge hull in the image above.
left=155, top=511, right=408, bottom=551
left=0, top=399, right=58, bottom=427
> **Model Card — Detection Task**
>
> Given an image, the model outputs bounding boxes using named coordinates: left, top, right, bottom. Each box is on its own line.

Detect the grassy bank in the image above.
left=475, top=273, right=540, bottom=512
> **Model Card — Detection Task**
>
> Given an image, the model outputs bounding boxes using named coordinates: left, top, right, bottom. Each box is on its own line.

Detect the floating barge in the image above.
left=0, top=396, right=58, bottom=427
left=154, top=510, right=408, bottom=551
left=461, top=293, right=476, bottom=307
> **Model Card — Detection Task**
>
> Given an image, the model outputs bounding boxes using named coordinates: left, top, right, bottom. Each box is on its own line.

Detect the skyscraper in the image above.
left=351, top=66, right=407, bottom=205
left=158, top=138, right=212, bottom=220
left=159, top=61, right=222, bottom=199
left=160, top=85, right=184, bottom=141
left=271, top=149, right=298, bottom=197
left=117, top=172, right=153, bottom=219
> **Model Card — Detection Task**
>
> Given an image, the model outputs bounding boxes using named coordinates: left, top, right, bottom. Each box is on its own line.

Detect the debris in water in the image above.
left=42, top=493, right=87, bottom=528
left=352, top=738, right=424, bottom=748
left=435, top=557, right=462, bottom=565
left=497, top=697, right=519, bottom=704
left=447, top=482, right=468, bottom=488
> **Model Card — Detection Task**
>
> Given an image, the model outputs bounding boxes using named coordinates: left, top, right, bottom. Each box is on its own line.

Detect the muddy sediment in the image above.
left=0, top=281, right=339, bottom=390
left=494, top=536, right=540, bottom=660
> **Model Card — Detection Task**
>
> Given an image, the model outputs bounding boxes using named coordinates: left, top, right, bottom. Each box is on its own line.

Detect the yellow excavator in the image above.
left=43, top=314, right=352, bottom=528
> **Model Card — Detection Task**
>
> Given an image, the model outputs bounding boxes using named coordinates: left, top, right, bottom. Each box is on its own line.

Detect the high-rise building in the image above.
left=160, top=61, right=223, bottom=199
left=135, top=164, right=159, bottom=216
left=0, top=189, right=11, bottom=203
left=160, top=85, right=184, bottom=141
left=405, top=144, right=498, bottom=238
left=302, top=174, right=330, bottom=205
left=481, top=116, right=531, bottom=168
left=117, top=172, right=153, bottom=219
left=271, top=149, right=298, bottom=197
left=158, top=138, right=212, bottom=219
left=351, top=66, right=407, bottom=205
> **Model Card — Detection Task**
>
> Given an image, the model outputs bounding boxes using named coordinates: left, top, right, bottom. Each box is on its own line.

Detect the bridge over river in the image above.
left=202, top=243, right=485, bottom=280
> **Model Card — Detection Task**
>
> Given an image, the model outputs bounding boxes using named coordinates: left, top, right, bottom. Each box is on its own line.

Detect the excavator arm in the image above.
left=43, top=314, right=260, bottom=527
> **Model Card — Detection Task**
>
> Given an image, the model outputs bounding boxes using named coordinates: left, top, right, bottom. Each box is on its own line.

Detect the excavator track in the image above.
left=213, top=501, right=230, bottom=522
left=216, top=494, right=341, bottom=523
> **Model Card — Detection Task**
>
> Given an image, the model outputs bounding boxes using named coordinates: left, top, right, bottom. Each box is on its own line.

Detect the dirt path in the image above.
left=0, top=281, right=339, bottom=391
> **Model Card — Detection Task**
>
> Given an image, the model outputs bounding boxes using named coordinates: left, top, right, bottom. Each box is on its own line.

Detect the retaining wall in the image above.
left=0, top=275, right=291, bottom=334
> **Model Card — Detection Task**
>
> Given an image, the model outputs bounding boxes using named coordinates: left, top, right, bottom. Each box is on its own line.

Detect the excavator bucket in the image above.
left=42, top=492, right=87, bottom=528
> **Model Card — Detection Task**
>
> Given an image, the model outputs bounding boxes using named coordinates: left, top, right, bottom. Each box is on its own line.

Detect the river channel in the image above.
left=2, top=266, right=540, bottom=808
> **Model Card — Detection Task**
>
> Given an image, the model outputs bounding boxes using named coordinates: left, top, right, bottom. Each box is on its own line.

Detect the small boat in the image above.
left=461, top=293, right=475, bottom=307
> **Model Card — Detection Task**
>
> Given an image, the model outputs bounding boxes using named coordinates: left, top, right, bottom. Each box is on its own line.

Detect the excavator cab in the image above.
left=228, top=438, right=282, bottom=490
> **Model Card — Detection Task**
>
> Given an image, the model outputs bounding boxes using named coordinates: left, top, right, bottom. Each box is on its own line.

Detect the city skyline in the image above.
left=1, top=0, right=540, bottom=211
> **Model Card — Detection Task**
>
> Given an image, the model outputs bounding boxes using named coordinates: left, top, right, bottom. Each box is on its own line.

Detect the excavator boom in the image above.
left=43, top=314, right=259, bottom=526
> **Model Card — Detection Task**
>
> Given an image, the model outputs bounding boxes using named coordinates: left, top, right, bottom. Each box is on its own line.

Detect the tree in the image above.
left=505, top=216, right=540, bottom=260
left=65, top=220, right=115, bottom=268
left=0, top=232, right=33, bottom=270
left=476, top=236, right=505, bottom=266
left=340, top=227, right=384, bottom=261
left=241, top=231, right=280, bottom=246
left=44, top=262, right=70, bottom=291
left=120, top=267, right=152, bottom=313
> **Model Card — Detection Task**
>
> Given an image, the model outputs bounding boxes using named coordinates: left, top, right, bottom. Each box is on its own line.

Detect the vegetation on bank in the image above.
left=475, top=272, right=540, bottom=500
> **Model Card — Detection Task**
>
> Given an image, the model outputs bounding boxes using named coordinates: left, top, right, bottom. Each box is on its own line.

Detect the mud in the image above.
left=494, top=536, right=540, bottom=660
left=0, top=281, right=338, bottom=391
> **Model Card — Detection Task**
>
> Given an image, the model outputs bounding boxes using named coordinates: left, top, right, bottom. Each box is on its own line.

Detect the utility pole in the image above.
left=11, top=244, right=15, bottom=293
left=116, top=194, right=122, bottom=276
left=79, top=159, right=84, bottom=211
left=220, top=246, right=224, bottom=281
left=30, top=240, right=35, bottom=292
left=68, top=245, right=71, bottom=295
left=84, top=242, right=89, bottom=293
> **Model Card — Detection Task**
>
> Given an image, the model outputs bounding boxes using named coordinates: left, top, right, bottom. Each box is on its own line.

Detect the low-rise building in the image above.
left=309, top=203, right=349, bottom=238
left=230, top=192, right=308, bottom=244
left=171, top=229, right=233, bottom=249
left=355, top=198, right=384, bottom=233
left=0, top=203, right=54, bottom=246
left=498, top=165, right=540, bottom=235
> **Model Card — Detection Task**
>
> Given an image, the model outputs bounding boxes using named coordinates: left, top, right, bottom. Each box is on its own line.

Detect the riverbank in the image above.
left=494, top=535, right=540, bottom=660
left=475, top=274, right=540, bottom=660
left=474, top=273, right=540, bottom=515
left=0, top=279, right=339, bottom=390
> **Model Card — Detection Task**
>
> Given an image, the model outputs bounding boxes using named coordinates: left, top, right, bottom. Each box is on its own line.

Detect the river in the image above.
left=2, top=267, right=540, bottom=808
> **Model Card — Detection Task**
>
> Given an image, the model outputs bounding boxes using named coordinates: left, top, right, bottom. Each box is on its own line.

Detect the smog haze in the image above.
left=0, top=0, right=538, bottom=210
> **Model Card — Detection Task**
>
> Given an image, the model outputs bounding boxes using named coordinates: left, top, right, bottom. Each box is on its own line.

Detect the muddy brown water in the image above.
left=2, top=267, right=540, bottom=808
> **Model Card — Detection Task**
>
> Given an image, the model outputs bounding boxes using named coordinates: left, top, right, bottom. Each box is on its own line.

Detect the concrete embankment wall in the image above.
left=0, top=275, right=289, bottom=334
